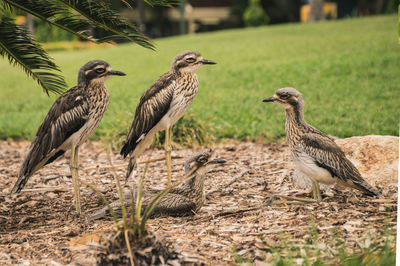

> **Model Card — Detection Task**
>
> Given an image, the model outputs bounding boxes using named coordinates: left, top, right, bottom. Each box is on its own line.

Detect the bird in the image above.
left=11, top=60, right=126, bottom=215
left=263, top=87, right=379, bottom=202
left=88, top=151, right=225, bottom=220
left=120, top=50, right=216, bottom=185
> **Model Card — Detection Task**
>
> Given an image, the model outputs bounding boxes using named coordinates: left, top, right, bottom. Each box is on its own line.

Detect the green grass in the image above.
left=0, top=15, right=399, bottom=143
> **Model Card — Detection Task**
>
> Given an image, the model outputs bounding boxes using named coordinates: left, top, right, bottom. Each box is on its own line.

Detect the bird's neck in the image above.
left=86, top=80, right=110, bottom=109
left=285, top=104, right=307, bottom=147
left=183, top=171, right=205, bottom=198
left=174, top=69, right=197, bottom=78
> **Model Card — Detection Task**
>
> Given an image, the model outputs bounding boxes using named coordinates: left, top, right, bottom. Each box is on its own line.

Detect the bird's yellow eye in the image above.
left=279, top=94, right=290, bottom=100
left=95, top=68, right=105, bottom=74
left=198, top=157, right=208, bottom=164
left=185, top=57, right=195, bottom=63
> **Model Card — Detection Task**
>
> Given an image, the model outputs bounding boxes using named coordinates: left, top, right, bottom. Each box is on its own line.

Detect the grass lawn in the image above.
left=0, top=15, right=398, bottom=143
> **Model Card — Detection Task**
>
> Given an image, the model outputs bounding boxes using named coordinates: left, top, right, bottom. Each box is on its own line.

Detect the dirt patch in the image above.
left=0, top=140, right=397, bottom=264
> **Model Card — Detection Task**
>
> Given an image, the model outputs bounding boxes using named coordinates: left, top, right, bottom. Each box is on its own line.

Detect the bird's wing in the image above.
left=145, top=192, right=197, bottom=217
left=298, top=133, right=378, bottom=196
left=12, top=87, right=90, bottom=193
left=88, top=191, right=197, bottom=220
left=120, top=73, right=176, bottom=157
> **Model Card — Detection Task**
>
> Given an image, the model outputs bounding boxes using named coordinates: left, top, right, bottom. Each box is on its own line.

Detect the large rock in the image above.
left=291, top=135, right=398, bottom=194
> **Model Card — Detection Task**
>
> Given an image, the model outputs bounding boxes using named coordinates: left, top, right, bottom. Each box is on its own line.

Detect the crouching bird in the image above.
left=11, top=60, right=126, bottom=215
left=263, top=87, right=379, bottom=202
left=88, top=151, right=225, bottom=220
left=120, top=51, right=216, bottom=185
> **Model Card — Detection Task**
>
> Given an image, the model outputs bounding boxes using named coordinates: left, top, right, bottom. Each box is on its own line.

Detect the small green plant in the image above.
left=233, top=248, right=253, bottom=264
left=154, top=112, right=215, bottom=148
left=243, top=0, right=269, bottom=27
left=85, top=147, right=201, bottom=264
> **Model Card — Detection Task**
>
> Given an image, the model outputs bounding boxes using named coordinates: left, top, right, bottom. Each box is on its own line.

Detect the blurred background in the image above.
left=15, top=0, right=398, bottom=43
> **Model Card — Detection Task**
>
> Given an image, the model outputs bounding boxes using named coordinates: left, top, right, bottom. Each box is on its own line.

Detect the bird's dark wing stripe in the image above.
left=120, top=73, right=176, bottom=157
left=44, top=150, right=65, bottom=166
left=315, top=160, right=336, bottom=177
left=19, top=86, right=90, bottom=179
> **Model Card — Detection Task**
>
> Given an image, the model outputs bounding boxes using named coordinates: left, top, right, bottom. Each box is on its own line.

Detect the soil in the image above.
left=0, top=140, right=397, bottom=265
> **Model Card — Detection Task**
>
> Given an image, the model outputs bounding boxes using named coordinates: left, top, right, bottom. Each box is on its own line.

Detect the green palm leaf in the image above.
left=0, top=16, right=66, bottom=94
left=4, top=0, right=95, bottom=42
left=59, top=0, right=154, bottom=49
left=0, top=0, right=178, bottom=93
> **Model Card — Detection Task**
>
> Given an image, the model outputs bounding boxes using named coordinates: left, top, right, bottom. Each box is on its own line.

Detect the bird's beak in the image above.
left=109, top=70, right=126, bottom=76
left=209, top=159, right=226, bottom=164
left=201, top=59, right=217, bottom=65
left=263, top=97, right=276, bottom=103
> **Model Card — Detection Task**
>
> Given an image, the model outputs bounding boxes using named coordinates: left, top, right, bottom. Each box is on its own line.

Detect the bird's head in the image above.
left=78, top=60, right=126, bottom=86
left=171, top=51, right=216, bottom=73
left=184, top=151, right=225, bottom=176
left=263, top=87, right=303, bottom=110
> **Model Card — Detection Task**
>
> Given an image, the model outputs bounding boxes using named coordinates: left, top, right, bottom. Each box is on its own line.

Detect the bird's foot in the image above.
left=266, top=194, right=318, bottom=206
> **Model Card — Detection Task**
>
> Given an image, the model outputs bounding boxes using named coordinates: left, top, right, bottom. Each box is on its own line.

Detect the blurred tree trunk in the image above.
left=137, top=0, right=146, bottom=32
left=358, top=0, right=386, bottom=15
left=26, top=13, right=34, bottom=34
left=309, top=0, right=324, bottom=21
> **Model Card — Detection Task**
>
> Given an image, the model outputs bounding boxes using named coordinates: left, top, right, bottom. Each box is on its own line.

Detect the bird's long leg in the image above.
left=70, top=145, right=81, bottom=215
left=313, top=180, right=322, bottom=202
left=165, top=127, right=172, bottom=187
left=312, top=181, right=317, bottom=200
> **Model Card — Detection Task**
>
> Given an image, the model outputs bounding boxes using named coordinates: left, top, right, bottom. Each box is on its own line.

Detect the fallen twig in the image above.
left=20, top=187, right=71, bottom=192
left=206, top=170, right=250, bottom=199
left=199, top=205, right=265, bottom=222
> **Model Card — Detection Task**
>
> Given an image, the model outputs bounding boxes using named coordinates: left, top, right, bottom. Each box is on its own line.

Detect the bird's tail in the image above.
left=353, top=179, right=380, bottom=197
left=125, top=156, right=137, bottom=180
left=120, top=138, right=137, bottom=158
left=11, top=173, right=30, bottom=194
left=11, top=151, right=36, bottom=194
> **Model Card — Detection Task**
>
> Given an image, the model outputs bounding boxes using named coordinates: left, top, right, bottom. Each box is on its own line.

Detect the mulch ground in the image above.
left=0, top=140, right=397, bottom=265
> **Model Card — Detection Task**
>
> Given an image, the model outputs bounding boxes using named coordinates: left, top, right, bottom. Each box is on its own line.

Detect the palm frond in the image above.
left=59, top=0, right=155, bottom=49
left=143, top=0, right=181, bottom=7
left=5, top=0, right=96, bottom=42
left=0, top=17, right=66, bottom=94
left=0, top=1, right=13, bottom=14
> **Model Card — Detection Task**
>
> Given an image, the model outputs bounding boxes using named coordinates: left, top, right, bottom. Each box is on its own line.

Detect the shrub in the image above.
left=243, top=0, right=269, bottom=27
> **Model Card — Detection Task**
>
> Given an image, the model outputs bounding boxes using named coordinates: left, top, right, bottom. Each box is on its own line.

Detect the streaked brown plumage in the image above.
left=11, top=60, right=126, bottom=214
left=120, top=51, right=216, bottom=184
left=263, top=87, right=379, bottom=201
left=89, top=151, right=225, bottom=220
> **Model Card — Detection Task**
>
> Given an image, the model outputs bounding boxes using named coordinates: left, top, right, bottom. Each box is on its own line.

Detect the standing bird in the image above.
left=89, top=151, right=225, bottom=220
left=11, top=60, right=126, bottom=215
left=263, top=87, right=379, bottom=202
left=120, top=51, right=216, bottom=185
